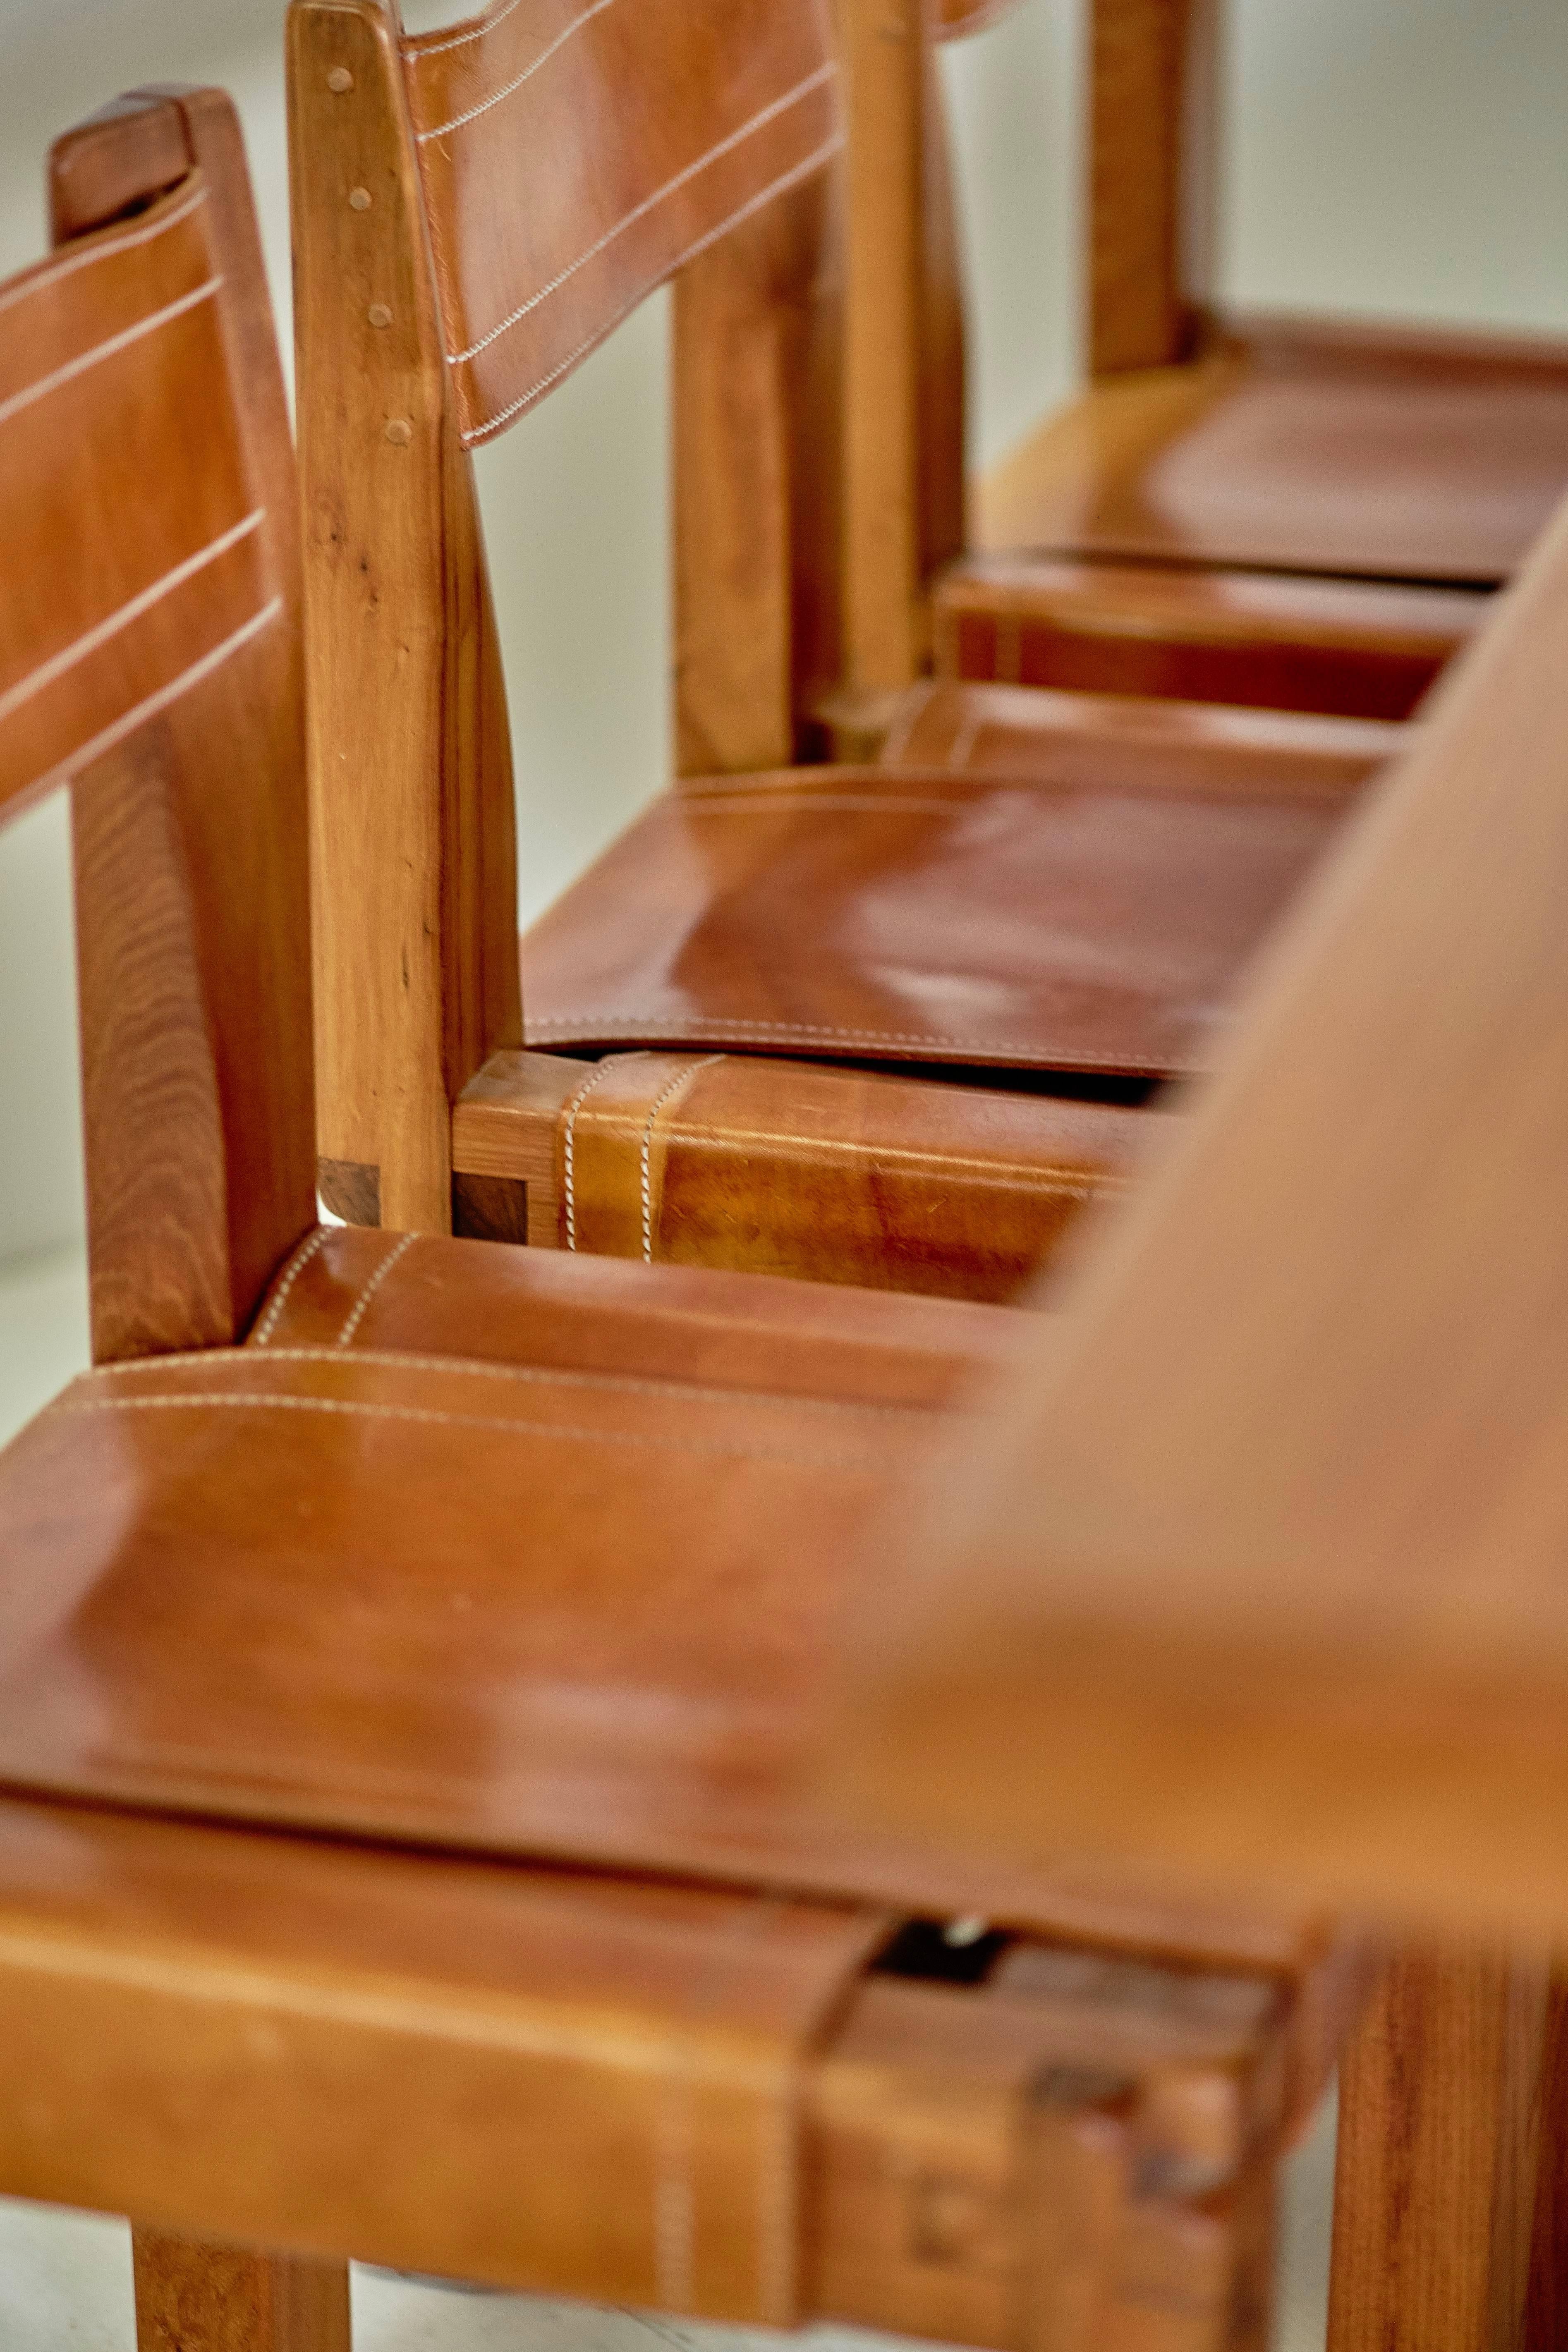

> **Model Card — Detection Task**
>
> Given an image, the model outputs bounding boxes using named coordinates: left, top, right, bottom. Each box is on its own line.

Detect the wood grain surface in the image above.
left=1328, top=1951, right=1550, bottom=2352
left=289, top=0, right=520, bottom=1237
left=132, top=2236, right=350, bottom=2352
left=1089, top=0, right=1220, bottom=376
left=838, top=0, right=927, bottom=689
left=674, top=175, right=840, bottom=775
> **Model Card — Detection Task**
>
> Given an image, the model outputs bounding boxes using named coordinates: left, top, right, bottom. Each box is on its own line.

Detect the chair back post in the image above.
left=40, top=90, right=317, bottom=1360
left=1089, top=0, right=1222, bottom=376
left=837, top=0, right=967, bottom=698
left=288, top=0, right=520, bottom=1240
left=673, top=171, right=843, bottom=776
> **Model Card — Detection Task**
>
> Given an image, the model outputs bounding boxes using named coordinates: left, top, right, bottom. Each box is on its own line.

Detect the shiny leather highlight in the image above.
left=981, top=322, right=1568, bottom=586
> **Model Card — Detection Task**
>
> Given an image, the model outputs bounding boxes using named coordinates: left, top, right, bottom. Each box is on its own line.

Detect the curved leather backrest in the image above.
left=0, top=175, right=273, bottom=823
left=4, top=93, right=315, bottom=1361
left=402, top=0, right=841, bottom=444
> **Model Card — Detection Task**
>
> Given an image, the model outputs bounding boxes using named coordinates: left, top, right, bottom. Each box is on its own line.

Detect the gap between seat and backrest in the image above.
left=2, top=87, right=314, bottom=1367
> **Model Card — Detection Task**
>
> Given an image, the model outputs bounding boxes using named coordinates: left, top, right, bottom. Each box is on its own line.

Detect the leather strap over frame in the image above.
left=402, top=0, right=841, bottom=443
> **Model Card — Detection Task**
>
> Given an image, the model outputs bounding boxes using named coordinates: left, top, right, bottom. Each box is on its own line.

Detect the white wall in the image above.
left=1, top=0, right=1565, bottom=1267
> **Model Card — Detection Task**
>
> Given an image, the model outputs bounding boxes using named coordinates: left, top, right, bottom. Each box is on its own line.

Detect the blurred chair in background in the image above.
left=831, top=0, right=1568, bottom=735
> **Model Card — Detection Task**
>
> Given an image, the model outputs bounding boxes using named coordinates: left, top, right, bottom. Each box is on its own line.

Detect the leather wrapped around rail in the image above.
left=402, top=0, right=840, bottom=443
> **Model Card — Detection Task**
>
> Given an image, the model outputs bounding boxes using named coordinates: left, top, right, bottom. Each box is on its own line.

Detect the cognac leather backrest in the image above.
left=400, top=0, right=839, bottom=448
left=0, top=89, right=315, bottom=1361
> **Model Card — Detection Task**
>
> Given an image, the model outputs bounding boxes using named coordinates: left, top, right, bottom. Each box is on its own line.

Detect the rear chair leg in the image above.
left=132, top=2231, right=352, bottom=2352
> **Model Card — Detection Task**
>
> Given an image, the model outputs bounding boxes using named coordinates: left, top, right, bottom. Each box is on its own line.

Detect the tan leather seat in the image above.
left=0, top=1318, right=1287, bottom=1957
left=251, top=1220, right=1021, bottom=1404
left=521, top=761, right=1347, bottom=1079
left=879, top=680, right=1407, bottom=786
left=945, top=327, right=1568, bottom=720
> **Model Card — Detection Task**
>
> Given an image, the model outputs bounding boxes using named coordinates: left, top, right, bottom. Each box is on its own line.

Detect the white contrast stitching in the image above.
left=337, top=1230, right=418, bottom=1345
left=91, top=1346, right=938, bottom=1425
left=14, top=596, right=282, bottom=818
left=0, top=182, right=208, bottom=325
left=527, top=1015, right=1152, bottom=1068
left=877, top=681, right=934, bottom=767
left=0, top=275, right=223, bottom=433
left=0, top=509, right=265, bottom=730
left=679, top=792, right=967, bottom=817
left=404, top=0, right=539, bottom=62
left=54, top=1390, right=893, bottom=1476
left=654, top=1890, right=792, bottom=2315
left=448, top=67, right=832, bottom=358
left=560, top=1058, right=623, bottom=1250
left=415, top=0, right=618, bottom=134
left=458, top=133, right=841, bottom=442
left=249, top=1228, right=330, bottom=1347
left=638, top=1055, right=723, bottom=1262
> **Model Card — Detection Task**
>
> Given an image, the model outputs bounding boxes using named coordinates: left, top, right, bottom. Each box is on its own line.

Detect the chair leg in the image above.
left=1522, top=1964, right=1568, bottom=2349
left=132, top=2230, right=352, bottom=2352
left=1327, top=1945, right=1549, bottom=2352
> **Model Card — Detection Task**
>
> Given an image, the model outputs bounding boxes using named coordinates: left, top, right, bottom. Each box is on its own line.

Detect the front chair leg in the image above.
left=132, top=2231, right=352, bottom=2352
left=1327, top=1945, right=1550, bottom=2352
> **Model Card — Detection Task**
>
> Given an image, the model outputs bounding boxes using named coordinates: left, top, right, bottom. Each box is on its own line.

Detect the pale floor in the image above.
left=0, top=1248, right=1336, bottom=2350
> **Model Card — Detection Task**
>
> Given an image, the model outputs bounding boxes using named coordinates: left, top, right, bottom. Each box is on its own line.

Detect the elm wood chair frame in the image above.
left=294, top=0, right=1399, bottom=1309
left=833, top=0, right=1568, bottom=734
left=0, top=78, right=1392, bottom=2352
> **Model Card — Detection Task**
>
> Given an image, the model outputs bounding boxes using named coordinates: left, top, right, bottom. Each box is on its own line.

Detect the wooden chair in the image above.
left=293, top=0, right=1397, bottom=1298
left=0, top=74, right=1386, bottom=2352
left=833, top=0, right=1568, bottom=735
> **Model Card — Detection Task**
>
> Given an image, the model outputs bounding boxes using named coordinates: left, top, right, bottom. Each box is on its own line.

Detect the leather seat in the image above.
left=522, top=761, right=1348, bottom=1080
left=877, top=680, right=1402, bottom=790
left=979, top=325, right=1568, bottom=585
left=946, top=326, right=1568, bottom=720
left=251, top=1220, right=1021, bottom=1403
left=0, top=1240, right=1347, bottom=2031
